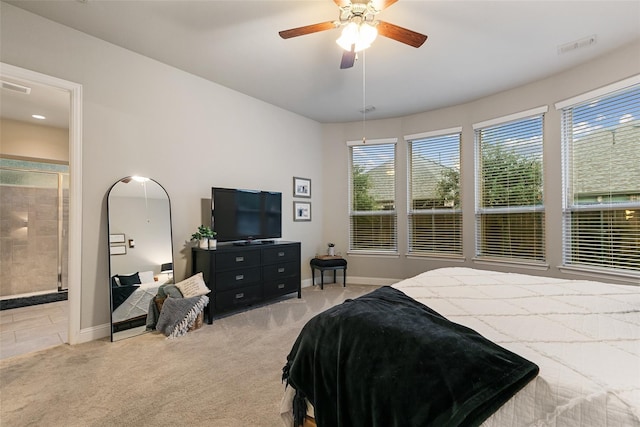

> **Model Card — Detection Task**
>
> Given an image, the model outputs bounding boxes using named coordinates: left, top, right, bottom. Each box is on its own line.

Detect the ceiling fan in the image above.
left=279, top=0, right=428, bottom=69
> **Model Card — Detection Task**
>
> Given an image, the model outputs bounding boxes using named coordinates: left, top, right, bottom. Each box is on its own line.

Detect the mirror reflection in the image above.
left=107, top=176, right=173, bottom=341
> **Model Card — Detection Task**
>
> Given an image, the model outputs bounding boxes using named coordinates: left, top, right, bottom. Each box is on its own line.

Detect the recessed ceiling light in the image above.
left=32, top=114, right=46, bottom=120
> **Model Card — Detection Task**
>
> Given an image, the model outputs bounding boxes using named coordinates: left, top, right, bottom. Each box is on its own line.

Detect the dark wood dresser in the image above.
left=192, top=241, right=301, bottom=323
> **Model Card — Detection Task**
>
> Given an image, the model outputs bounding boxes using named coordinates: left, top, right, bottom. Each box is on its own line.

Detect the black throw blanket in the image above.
left=282, top=286, right=539, bottom=427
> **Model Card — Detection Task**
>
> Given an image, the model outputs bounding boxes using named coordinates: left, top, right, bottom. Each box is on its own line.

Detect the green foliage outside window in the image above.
left=352, top=164, right=378, bottom=211
left=434, top=168, right=460, bottom=208
left=480, top=144, right=542, bottom=208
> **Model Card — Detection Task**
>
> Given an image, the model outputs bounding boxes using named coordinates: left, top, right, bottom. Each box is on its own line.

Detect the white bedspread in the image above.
left=111, top=281, right=160, bottom=323
left=392, top=267, right=640, bottom=426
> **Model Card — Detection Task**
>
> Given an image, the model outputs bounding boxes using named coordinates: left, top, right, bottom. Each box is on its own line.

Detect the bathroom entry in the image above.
left=0, top=160, right=69, bottom=301
left=0, top=73, right=71, bottom=308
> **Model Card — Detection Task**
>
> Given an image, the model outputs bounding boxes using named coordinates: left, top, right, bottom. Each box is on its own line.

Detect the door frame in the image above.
left=1, top=62, right=83, bottom=344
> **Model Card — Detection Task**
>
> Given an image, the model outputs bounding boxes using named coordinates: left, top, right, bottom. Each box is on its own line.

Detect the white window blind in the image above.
left=559, top=82, right=640, bottom=273
left=475, top=109, right=546, bottom=262
left=349, top=139, right=397, bottom=253
left=407, top=129, right=462, bottom=255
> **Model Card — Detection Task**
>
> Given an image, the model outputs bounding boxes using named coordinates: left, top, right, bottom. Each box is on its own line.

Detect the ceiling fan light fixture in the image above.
left=359, top=22, right=378, bottom=46
left=336, top=22, right=378, bottom=52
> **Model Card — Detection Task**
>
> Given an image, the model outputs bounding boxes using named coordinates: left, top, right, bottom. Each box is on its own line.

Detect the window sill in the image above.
left=407, top=253, right=466, bottom=262
left=347, top=251, right=400, bottom=259
left=558, top=265, right=640, bottom=285
left=472, top=257, right=550, bottom=271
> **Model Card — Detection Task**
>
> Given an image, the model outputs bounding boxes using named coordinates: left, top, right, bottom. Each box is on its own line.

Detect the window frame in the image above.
left=473, top=106, right=548, bottom=265
left=405, top=127, right=463, bottom=258
left=556, top=75, right=640, bottom=278
left=347, top=137, right=398, bottom=255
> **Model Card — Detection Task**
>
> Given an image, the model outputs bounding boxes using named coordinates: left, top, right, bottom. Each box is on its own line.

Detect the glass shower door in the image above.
left=0, top=161, right=69, bottom=299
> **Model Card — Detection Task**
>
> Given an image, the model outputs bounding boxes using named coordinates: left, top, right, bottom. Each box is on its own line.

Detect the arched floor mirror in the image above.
left=107, top=176, right=173, bottom=341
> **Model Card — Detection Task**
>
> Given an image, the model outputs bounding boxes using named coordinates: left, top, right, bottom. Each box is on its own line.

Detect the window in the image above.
left=406, top=128, right=462, bottom=256
left=348, top=138, right=397, bottom=253
left=557, top=79, right=640, bottom=274
left=474, top=107, right=547, bottom=262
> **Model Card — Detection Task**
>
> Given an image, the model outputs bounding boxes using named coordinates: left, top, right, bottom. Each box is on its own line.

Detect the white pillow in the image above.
left=138, top=270, right=155, bottom=284
left=175, top=272, right=210, bottom=298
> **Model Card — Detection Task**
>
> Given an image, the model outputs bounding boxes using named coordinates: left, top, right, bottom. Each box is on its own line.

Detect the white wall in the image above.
left=1, top=118, right=69, bottom=162
left=322, top=40, right=640, bottom=285
left=1, top=2, right=324, bottom=330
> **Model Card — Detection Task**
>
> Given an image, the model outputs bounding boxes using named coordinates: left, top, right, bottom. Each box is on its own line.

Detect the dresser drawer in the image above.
left=263, top=261, right=298, bottom=281
left=192, top=242, right=301, bottom=323
left=262, top=244, right=298, bottom=264
left=216, top=249, right=261, bottom=271
left=215, top=284, right=262, bottom=311
left=216, top=267, right=261, bottom=291
left=263, top=277, right=300, bottom=298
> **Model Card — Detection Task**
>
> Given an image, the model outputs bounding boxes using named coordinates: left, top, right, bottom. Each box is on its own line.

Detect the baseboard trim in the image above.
left=346, top=276, right=399, bottom=287
left=77, top=277, right=391, bottom=345
left=78, top=323, right=110, bottom=343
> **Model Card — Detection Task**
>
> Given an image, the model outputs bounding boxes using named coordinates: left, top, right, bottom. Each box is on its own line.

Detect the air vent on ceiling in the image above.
left=360, top=105, right=376, bottom=114
left=558, top=35, right=597, bottom=55
left=1, top=80, right=31, bottom=94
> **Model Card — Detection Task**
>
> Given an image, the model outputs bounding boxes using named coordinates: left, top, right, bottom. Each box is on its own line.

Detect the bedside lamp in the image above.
left=160, top=262, right=173, bottom=280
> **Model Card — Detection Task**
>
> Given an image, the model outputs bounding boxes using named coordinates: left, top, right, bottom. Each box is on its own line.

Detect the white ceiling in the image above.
left=1, top=76, right=70, bottom=129
left=2, top=0, right=640, bottom=125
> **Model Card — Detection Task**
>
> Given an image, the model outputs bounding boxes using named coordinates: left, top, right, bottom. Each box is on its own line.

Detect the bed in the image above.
left=111, top=271, right=160, bottom=331
left=281, top=267, right=640, bottom=426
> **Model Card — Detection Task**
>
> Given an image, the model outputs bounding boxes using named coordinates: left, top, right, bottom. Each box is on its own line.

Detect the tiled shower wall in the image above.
left=0, top=185, right=67, bottom=297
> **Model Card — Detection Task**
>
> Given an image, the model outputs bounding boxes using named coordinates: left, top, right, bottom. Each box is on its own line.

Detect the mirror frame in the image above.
left=107, top=176, right=173, bottom=341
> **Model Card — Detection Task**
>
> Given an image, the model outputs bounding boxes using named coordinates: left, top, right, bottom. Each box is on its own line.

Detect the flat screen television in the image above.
left=211, top=187, right=282, bottom=243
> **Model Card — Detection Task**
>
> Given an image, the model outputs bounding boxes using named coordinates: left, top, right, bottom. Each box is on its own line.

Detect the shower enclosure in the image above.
left=0, top=159, right=69, bottom=301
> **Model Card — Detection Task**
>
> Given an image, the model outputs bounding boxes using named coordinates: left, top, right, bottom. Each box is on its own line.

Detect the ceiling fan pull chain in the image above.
left=362, top=49, right=367, bottom=143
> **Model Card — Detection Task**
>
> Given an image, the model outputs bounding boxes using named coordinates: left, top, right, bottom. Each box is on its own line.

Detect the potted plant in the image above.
left=327, top=242, right=335, bottom=257
left=191, top=225, right=217, bottom=249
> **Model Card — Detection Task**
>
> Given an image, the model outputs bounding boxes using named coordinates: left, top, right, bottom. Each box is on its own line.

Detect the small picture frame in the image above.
left=293, top=177, right=311, bottom=198
left=294, top=201, right=311, bottom=222
left=109, top=233, right=125, bottom=244
left=110, top=245, right=127, bottom=255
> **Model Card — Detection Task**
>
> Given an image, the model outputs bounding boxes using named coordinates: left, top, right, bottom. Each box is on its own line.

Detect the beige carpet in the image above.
left=0, top=284, right=377, bottom=427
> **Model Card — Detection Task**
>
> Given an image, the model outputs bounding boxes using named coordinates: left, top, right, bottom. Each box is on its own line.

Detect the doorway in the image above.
left=1, top=62, right=82, bottom=348
left=0, top=159, right=69, bottom=305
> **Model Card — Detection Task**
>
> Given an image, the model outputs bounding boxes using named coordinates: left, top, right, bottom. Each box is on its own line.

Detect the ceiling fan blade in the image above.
left=371, top=0, right=398, bottom=11
left=340, top=45, right=357, bottom=69
left=376, top=21, right=427, bottom=48
left=279, top=21, right=336, bottom=39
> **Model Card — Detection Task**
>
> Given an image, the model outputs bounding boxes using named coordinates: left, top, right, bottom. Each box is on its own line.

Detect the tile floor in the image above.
left=0, top=301, right=68, bottom=360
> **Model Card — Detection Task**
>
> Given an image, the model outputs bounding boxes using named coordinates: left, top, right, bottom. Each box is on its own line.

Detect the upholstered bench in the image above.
left=309, top=257, right=347, bottom=290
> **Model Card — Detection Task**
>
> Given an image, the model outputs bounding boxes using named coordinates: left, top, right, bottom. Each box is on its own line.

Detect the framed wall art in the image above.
left=294, top=201, right=311, bottom=221
left=293, top=177, right=311, bottom=198
left=110, top=245, right=127, bottom=255
left=109, top=233, right=125, bottom=244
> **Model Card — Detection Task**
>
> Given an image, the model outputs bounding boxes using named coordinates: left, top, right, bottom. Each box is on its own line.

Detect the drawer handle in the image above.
left=235, top=293, right=244, bottom=299
left=235, top=274, right=244, bottom=281
left=278, top=267, right=285, bottom=273
left=277, top=283, right=285, bottom=289
left=278, top=252, right=285, bottom=257
left=235, top=256, right=244, bottom=262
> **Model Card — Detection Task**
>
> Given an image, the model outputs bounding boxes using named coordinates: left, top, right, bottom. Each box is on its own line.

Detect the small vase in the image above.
left=199, top=238, right=209, bottom=249
left=208, top=239, right=217, bottom=250
left=328, top=247, right=335, bottom=256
